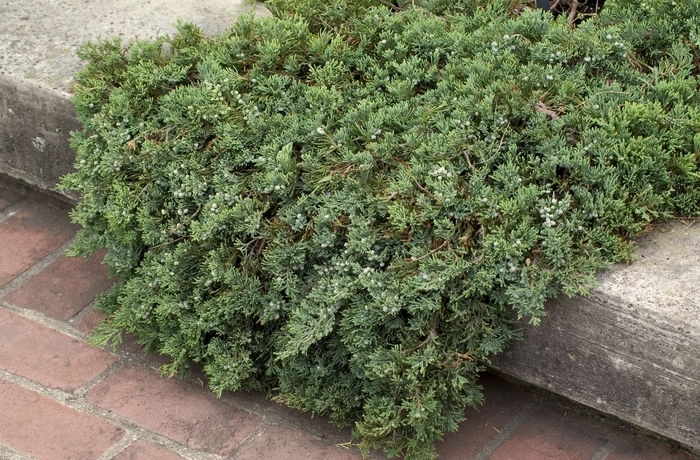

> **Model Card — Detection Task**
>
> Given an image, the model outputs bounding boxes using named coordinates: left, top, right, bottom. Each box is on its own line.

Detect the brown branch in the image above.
left=389, top=239, right=449, bottom=270
left=248, top=238, right=268, bottom=257
left=534, top=101, right=561, bottom=120
left=375, top=0, right=402, bottom=11
left=463, top=149, right=474, bottom=170
left=170, top=205, right=202, bottom=235
left=456, top=353, right=474, bottom=362
left=494, top=123, right=509, bottom=153
left=409, top=174, right=437, bottom=200
left=150, top=235, right=188, bottom=250
left=568, top=1, right=579, bottom=28
left=136, top=181, right=151, bottom=200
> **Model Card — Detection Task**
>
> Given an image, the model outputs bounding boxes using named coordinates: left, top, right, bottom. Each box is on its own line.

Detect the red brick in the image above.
left=113, top=440, right=185, bottom=460
left=436, top=373, right=531, bottom=459
left=607, top=434, right=694, bottom=460
left=0, top=201, right=77, bottom=287
left=0, top=308, right=117, bottom=392
left=72, top=307, right=107, bottom=335
left=0, top=379, right=125, bottom=459
left=86, top=365, right=263, bottom=455
left=3, top=250, right=113, bottom=321
left=236, top=425, right=362, bottom=460
left=490, top=406, right=608, bottom=460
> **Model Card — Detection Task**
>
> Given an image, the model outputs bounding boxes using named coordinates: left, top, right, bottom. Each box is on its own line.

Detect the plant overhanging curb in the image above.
left=60, top=0, right=700, bottom=458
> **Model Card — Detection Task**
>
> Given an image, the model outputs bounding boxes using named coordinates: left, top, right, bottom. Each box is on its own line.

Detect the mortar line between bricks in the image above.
left=66, top=298, right=98, bottom=327
left=217, top=388, right=272, bottom=415
left=95, top=432, right=135, bottom=460
left=74, top=357, right=126, bottom=397
left=0, top=229, right=331, bottom=460
left=472, top=404, right=534, bottom=460
left=0, top=443, right=37, bottom=460
left=590, top=436, right=620, bottom=460
left=224, top=420, right=271, bottom=460
left=276, top=418, right=356, bottom=448
left=218, top=391, right=371, bottom=460
left=0, top=238, right=74, bottom=299
left=0, top=369, right=223, bottom=460
left=0, top=300, right=87, bottom=341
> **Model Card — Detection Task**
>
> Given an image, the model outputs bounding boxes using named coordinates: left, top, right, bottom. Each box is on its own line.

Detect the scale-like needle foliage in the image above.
left=60, top=0, right=700, bottom=458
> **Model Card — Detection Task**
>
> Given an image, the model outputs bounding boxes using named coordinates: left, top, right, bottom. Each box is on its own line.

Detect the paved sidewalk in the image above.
left=0, top=176, right=694, bottom=460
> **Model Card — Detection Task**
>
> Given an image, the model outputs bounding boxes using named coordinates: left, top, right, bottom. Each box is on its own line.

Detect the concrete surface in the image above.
left=0, top=75, right=80, bottom=198
left=0, top=0, right=271, bottom=93
left=490, top=220, right=700, bottom=454
left=0, top=0, right=270, bottom=197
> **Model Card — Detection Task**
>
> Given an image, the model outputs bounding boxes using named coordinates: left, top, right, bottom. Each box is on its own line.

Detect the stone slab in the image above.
left=607, top=434, right=695, bottom=460
left=490, top=220, right=700, bottom=455
left=0, top=0, right=270, bottom=197
left=0, top=75, right=81, bottom=195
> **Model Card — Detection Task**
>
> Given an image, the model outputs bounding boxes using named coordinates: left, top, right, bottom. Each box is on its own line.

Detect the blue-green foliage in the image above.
left=60, top=0, right=700, bottom=458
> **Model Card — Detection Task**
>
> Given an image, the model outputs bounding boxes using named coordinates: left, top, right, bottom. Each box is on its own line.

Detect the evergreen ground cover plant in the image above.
left=60, top=0, right=700, bottom=458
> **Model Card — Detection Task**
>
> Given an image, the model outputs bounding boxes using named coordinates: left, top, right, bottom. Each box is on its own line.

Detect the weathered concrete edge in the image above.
left=0, top=74, right=80, bottom=203
left=489, top=222, right=700, bottom=456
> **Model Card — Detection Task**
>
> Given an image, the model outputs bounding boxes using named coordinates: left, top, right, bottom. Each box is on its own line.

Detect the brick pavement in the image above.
left=0, top=175, right=694, bottom=460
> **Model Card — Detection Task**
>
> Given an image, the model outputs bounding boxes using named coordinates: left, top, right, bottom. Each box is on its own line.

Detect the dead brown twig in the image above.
left=568, top=0, right=579, bottom=27
left=375, top=0, right=402, bottom=11
left=535, top=101, right=561, bottom=120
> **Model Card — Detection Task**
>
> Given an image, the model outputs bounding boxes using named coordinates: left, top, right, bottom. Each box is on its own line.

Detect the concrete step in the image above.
left=490, top=220, right=700, bottom=455
left=1, top=2, right=698, bottom=457
left=0, top=0, right=270, bottom=198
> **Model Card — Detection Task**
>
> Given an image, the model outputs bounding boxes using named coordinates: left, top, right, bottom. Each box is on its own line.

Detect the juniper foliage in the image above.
left=60, top=0, right=700, bottom=458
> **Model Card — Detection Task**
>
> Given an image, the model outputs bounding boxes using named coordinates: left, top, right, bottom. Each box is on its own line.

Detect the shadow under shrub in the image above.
left=60, top=0, right=700, bottom=458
